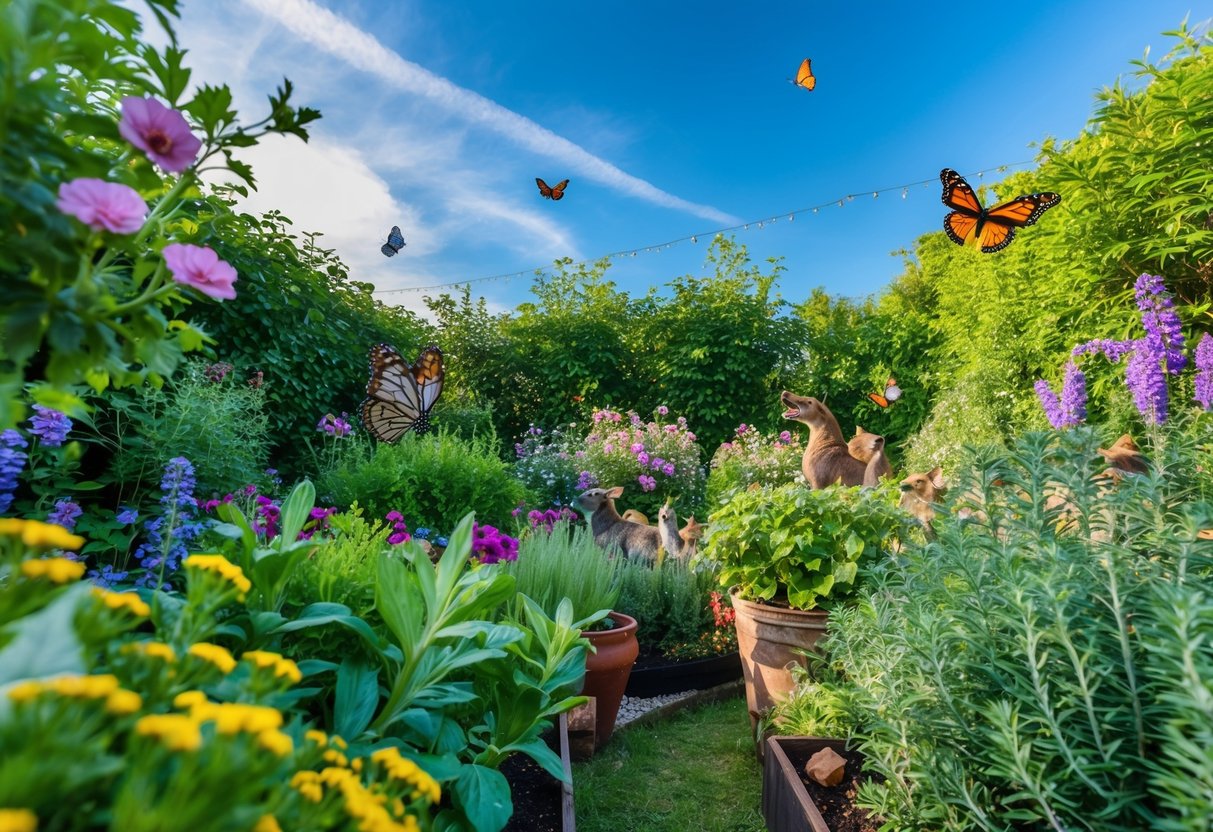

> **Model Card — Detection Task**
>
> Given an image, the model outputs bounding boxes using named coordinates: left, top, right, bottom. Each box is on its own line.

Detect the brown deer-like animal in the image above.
left=899, top=467, right=946, bottom=537
left=576, top=486, right=661, bottom=561
left=781, top=391, right=866, bottom=488
left=849, top=426, right=893, bottom=486
left=679, top=516, right=705, bottom=555
left=1097, top=434, right=1150, bottom=480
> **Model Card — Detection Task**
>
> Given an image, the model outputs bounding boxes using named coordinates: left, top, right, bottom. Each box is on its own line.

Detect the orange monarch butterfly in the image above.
left=791, top=58, right=816, bottom=91
left=868, top=377, right=902, bottom=409
left=360, top=344, right=445, bottom=442
left=536, top=178, right=569, bottom=200
left=940, top=168, right=1061, bottom=253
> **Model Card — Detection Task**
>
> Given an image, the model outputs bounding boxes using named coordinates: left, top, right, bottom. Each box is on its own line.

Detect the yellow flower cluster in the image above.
left=124, top=641, right=176, bottom=663
left=172, top=694, right=293, bottom=757
left=290, top=768, right=421, bottom=832
left=0, top=518, right=85, bottom=551
left=0, top=808, right=38, bottom=832
left=187, top=642, right=236, bottom=673
left=19, top=557, right=85, bottom=584
left=135, top=714, right=202, bottom=752
left=252, top=815, right=282, bottom=832
left=183, top=553, right=251, bottom=598
left=7, top=674, right=141, bottom=714
left=242, top=650, right=303, bottom=684
left=91, top=588, right=151, bottom=617
left=370, top=747, right=442, bottom=804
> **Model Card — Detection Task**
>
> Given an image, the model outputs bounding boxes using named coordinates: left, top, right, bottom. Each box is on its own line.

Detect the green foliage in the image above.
left=317, top=429, right=528, bottom=532
left=0, top=0, right=318, bottom=423
left=511, top=423, right=588, bottom=509
left=104, top=360, right=270, bottom=500
left=288, top=505, right=386, bottom=614
left=815, top=427, right=1213, bottom=831
left=702, top=482, right=906, bottom=610
left=503, top=524, right=621, bottom=624
left=615, top=558, right=717, bottom=653
left=183, top=210, right=432, bottom=473
left=705, top=424, right=804, bottom=508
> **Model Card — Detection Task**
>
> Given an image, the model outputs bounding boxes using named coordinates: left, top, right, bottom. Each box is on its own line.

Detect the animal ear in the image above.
left=606, top=486, right=624, bottom=499
left=928, top=467, right=946, bottom=490
left=854, top=426, right=864, bottom=436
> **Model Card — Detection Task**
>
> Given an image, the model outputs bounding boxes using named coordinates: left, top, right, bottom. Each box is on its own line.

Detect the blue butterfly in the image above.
left=381, top=225, right=405, bottom=257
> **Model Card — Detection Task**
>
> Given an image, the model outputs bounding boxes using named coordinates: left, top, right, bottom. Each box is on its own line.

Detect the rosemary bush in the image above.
left=814, top=425, right=1213, bottom=831
left=615, top=557, right=718, bottom=655
left=504, top=523, right=622, bottom=625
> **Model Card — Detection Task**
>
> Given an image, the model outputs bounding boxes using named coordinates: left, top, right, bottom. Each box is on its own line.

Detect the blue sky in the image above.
left=167, top=0, right=1203, bottom=314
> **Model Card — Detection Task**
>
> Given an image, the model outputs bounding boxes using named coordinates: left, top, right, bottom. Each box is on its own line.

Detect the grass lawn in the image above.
left=573, top=695, right=766, bottom=832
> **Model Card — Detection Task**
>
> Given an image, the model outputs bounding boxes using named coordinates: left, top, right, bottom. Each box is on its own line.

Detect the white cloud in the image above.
left=240, top=0, right=740, bottom=225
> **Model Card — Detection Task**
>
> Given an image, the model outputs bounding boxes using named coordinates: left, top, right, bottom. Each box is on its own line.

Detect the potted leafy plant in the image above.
left=504, top=522, right=636, bottom=748
left=701, top=482, right=904, bottom=727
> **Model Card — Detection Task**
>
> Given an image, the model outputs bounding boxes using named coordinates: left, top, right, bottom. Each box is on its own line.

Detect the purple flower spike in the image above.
left=1194, top=332, right=1213, bottom=411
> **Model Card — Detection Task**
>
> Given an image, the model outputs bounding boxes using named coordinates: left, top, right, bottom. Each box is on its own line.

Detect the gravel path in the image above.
left=615, top=690, right=699, bottom=727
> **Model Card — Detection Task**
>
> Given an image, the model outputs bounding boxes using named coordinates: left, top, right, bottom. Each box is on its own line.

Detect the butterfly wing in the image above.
left=868, top=392, right=890, bottom=408
left=549, top=179, right=569, bottom=200
left=940, top=169, right=983, bottom=216
left=536, top=178, right=553, bottom=198
left=795, top=58, right=816, bottom=91
left=943, top=212, right=980, bottom=247
left=381, top=225, right=405, bottom=257
left=408, top=345, right=445, bottom=432
left=361, top=343, right=423, bottom=442
left=974, top=194, right=1061, bottom=253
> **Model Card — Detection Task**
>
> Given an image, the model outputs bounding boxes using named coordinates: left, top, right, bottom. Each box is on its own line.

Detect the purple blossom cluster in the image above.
left=317, top=412, right=353, bottom=437
left=527, top=506, right=579, bottom=533
left=204, top=362, right=233, bottom=384
left=583, top=407, right=702, bottom=500
left=709, top=424, right=805, bottom=491
left=1035, top=361, right=1087, bottom=429
left=134, top=457, right=207, bottom=589
left=1068, top=274, right=1188, bottom=425
left=472, top=522, right=519, bottom=564
left=300, top=507, right=337, bottom=540
left=1195, top=333, right=1213, bottom=411
left=47, top=498, right=83, bottom=531
left=28, top=405, right=72, bottom=447
left=0, top=430, right=28, bottom=514
left=385, top=511, right=411, bottom=545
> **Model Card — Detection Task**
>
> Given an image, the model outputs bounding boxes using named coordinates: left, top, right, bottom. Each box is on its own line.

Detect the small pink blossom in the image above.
left=637, top=474, right=657, bottom=492
left=119, top=96, right=202, bottom=173
left=56, top=178, right=147, bottom=234
left=630, top=442, right=645, bottom=454
left=162, top=243, right=238, bottom=300
left=656, top=405, right=669, bottom=416
left=603, top=443, right=615, bottom=454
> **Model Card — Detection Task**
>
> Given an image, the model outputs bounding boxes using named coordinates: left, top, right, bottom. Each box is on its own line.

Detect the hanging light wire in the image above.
left=373, top=160, right=1034, bottom=295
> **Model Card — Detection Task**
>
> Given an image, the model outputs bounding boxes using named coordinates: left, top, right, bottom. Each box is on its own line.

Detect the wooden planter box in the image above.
left=624, top=650, right=742, bottom=698
left=502, top=712, right=576, bottom=832
left=762, top=736, right=848, bottom=832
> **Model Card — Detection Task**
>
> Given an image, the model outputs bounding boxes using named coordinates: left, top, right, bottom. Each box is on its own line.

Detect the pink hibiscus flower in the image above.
left=56, top=179, right=147, bottom=234
left=162, top=243, right=238, bottom=300
left=119, top=96, right=202, bottom=173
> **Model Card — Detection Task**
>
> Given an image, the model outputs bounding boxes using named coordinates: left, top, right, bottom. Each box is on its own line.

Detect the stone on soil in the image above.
left=805, top=747, right=847, bottom=787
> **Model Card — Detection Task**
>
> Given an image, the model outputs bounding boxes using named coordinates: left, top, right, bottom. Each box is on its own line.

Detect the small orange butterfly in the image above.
left=868, top=377, right=902, bottom=409
left=791, top=58, right=816, bottom=91
left=536, top=178, right=569, bottom=200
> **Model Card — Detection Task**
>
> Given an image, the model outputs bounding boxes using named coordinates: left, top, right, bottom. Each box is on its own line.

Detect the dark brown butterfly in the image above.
left=360, top=344, right=445, bottom=442
left=536, top=178, right=569, bottom=200
left=940, top=168, right=1060, bottom=253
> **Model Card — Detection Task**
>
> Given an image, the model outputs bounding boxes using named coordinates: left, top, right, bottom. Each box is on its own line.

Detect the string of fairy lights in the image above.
left=371, top=160, right=1037, bottom=295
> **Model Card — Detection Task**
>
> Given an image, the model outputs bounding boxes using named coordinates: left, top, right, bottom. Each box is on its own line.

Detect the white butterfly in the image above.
left=360, top=343, right=444, bottom=442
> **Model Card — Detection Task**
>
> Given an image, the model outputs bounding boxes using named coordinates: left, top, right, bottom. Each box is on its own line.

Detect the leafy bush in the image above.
left=288, top=504, right=388, bottom=615
left=579, top=406, right=705, bottom=519
left=105, top=360, right=271, bottom=501
left=512, top=423, right=594, bottom=508
left=615, top=558, right=720, bottom=656
left=317, top=429, right=528, bottom=533
left=705, top=423, right=804, bottom=508
left=503, top=522, right=622, bottom=624
left=814, top=427, right=1213, bottom=831
left=702, top=482, right=906, bottom=610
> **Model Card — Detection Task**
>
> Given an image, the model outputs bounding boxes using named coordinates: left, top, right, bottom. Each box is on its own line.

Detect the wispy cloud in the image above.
left=240, top=0, right=740, bottom=225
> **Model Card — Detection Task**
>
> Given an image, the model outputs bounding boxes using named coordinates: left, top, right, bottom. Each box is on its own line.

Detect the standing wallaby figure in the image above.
left=576, top=486, right=662, bottom=561
left=656, top=501, right=691, bottom=561
left=899, top=467, right=946, bottom=537
left=849, top=426, right=893, bottom=485
left=781, top=391, right=866, bottom=488
left=679, top=516, right=705, bottom=558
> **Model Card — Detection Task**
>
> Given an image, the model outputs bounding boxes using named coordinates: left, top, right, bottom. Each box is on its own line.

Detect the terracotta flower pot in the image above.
left=731, top=589, right=828, bottom=731
left=580, top=610, right=639, bottom=748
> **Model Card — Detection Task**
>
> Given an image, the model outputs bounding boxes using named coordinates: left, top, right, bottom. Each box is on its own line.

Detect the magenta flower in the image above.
left=637, top=474, right=657, bottom=492
left=119, top=96, right=202, bottom=173
left=56, top=178, right=147, bottom=234
left=630, top=442, right=645, bottom=454
left=637, top=451, right=650, bottom=466
left=656, top=405, right=669, bottom=416
left=662, top=463, right=676, bottom=476
left=162, top=243, right=238, bottom=300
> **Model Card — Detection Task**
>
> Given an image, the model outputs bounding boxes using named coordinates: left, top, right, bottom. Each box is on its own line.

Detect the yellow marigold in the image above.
left=257, top=729, right=294, bottom=757
left=187, top=642, right=236, bottom=674
left=242, top=651, right=303, bottom=684
left=252, top=815, right=282, bottom=832
left=92, top=589, right=150, bottom=618
left=0, top=518, right=26, bottom=536
left=184, top=554, right=252, bottom=597
left=128, top=641, right=176, bottom=663
left=323, top=749, right=349, bottom=768
left=135, top=714, right=202, bottom=752
left=50, top=674, right=119, bottom=700
left=319, top=766, right=356, bottom=788
left=291, top=771, right=324, bottom=803
left=173, top=690, right=209, bottom=711
left=330, top=734, right=348, bottom=750
left=18, top=520, right=85, bottom=552
left=370, top=747, right=441, bottom=804
left=105, top=689, right=143, bottom=715
left=305, top=729, right=328, bottom=746
left=20, top=557, right=85, bottom=583
left=7, top=681, right=45, bottom=704
left=0, top=808, right=38, bottom=832
left=351, top=757, right=364, bottom=773
left=193, top=702, right=283, bottom=735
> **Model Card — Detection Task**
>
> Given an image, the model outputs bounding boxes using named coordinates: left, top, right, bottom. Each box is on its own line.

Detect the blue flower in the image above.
left=413, top=527, right=431, bottom=540
left=434, top=536, right=449, bottom=548
left=28, top=405, right=72, bottom=447
left=116, top=507, right=139, bottom=525
left=47, top=498, right=83, bottom=530
left=0, top=429, right=28, bottom=514
left=88, top=563, right=130, bottom=588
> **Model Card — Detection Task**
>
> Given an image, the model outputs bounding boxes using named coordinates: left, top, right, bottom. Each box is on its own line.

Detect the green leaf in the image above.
left=334, top=659, right=380, bottom=740
left=453, top=764, right=513, bottom=832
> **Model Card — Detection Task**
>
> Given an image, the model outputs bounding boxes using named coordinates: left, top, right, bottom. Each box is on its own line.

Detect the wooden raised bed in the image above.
left=762, top=736, right=880, bottom=832
left=502, top=712, right=575, bottom=832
